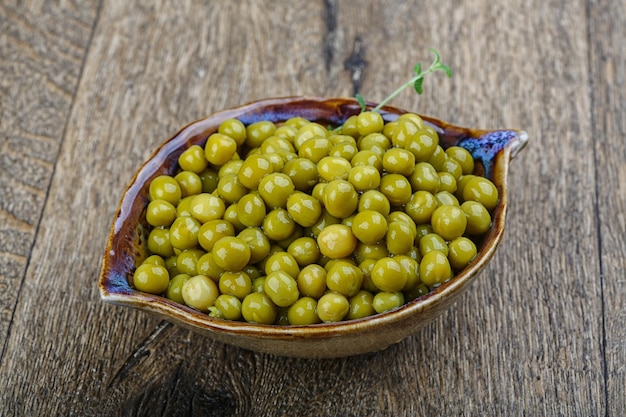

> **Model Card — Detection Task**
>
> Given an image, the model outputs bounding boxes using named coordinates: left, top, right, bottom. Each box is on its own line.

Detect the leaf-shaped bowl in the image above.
left=99, top=96, right=528, bottom=358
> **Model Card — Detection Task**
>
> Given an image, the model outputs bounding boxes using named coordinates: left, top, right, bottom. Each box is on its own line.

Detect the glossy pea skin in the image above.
left=146, top=199, right=177, bottom=227
left=445, top=146, right=475, bottom=175
left=462, top=176, right=499, bottom=211
left=286, top=191, right=322, bottom=227
left=287, top=236, right=320, bottom=267
left=258, top=173, right=295, bottom=209
left=351, top=210, right=388, bottom=244
left=219, top=271, right=252, bottom=300
left=176, top=249, right=205, bottom=275
left=287, top=297, right=320, bottom=325
left=205, top=133, right=238, bottom=166
left=217, top=174, right=248, bottom=204
left=190, top=193, right=225, bottom=223
left=317, top=292, right=350, bottom=322
left=322, top=179, right=358, bottom=219
left=373, top=291, right=405, bottom=314
left=211, top=236, right=251, bottom=272
left=317, top=156, right=352, bottom=182
left=409, top=162, right=440, bottom=194
left=447, top=236, right=477, bottom=271
left=298, top=137, right=332, bottom=163
left=236, top=192, right=267, bottom=227
left=175, top=171, right=203, bottom=198
left=246, top=121, right=277, bottom=148
left=149, top=175, right=181, bottom=205
left=405, top=126, right=438, bottom=162
left=347, top=290, right=376, bottom=320
left=238, top=154, right=273, bottom=190
left=197, top=219, right=235, bottom=252
left=354, top=242, right=389, bottom=264
left=461, top=201, right=492, bottom=235
left=195, top=252, right=224, bottom=281
left=405, top=190, right=437, bottom=224
left=213, top=294, right=243, bottom=321
left=237, top=227, right=271, bottom=264
left=166, top=273, right=191, bottom=304
left=326, top=260, right=364, bottom=297
left=371, top=257, right=408, bottom=292
left=351, top=150, right=383, bottom=172
left=419, top=233, right=449, bottom=257
left=218, top=118, right=247, bottom=146
left=379, top=174, right=412, bottom=206
left=296, top=264, right=327, bottom=299
left=263, top=208, right=296, bottom=241
left=264, top=250, right=301, bottom=279
left=419, top=250, right=453, bottom=287
left=317, top=224, right=358, bottom=259
left=382, top=147, right=415, bottom=176
left=263, top=270, right=300, bottom=307
left=241, top=292, right=277, bottom=324
left=148, top=228, right=174, bottom=257
left=281, top=158, right=319, bottom=192
left=181, top=275, right=220, bottom=311
left=169, top=216, right=201, bottom=250
left=141, top=254, right=166, bottom=267
left=386, top=221, right=415, bottom=255
left=357, top=111, right=385, bottom=136
left=293, top=122, right=328, bottom=150
left=179, top=145, right=209, bottom=174
left=431, top=204, right=467, bottom=241
left=391, top=118, right=420, bottom=148
left=358, top=190, right=391, bottom=216
left=133, top=264, right=170, bottom=294
left=348, top=165, right=381, bottom=192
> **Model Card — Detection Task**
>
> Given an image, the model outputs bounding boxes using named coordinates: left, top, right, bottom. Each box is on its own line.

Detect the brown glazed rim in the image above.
left=99, top=96, right=528, bottom=343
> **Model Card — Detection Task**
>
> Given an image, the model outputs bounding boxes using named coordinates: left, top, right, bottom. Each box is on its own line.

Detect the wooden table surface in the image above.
left=1, top=1, right=624, bottom=415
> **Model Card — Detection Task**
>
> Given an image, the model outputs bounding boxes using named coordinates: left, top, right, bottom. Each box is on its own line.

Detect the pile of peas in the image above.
left=134, top=111, right=497, bottom=325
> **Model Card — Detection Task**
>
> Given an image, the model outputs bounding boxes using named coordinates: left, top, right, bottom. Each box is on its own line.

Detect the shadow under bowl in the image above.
left=99, top=96, right=528, bottom=358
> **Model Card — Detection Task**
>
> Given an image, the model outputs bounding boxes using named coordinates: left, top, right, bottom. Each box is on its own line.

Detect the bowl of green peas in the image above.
left=99, top=94, right=527, bottom=358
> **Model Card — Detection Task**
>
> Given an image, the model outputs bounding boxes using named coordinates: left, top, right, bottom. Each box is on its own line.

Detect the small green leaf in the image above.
left=441, top=64, right=453, bottom=77
left=413, top=63, right=422, bottom=76
left=356, top=94, right=367, bottom=111
left=413, top=78, right=424, bottom=94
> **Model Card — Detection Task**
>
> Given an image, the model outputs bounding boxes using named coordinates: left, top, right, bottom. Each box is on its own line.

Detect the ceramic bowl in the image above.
left=99, top=96, right=528, bottom=358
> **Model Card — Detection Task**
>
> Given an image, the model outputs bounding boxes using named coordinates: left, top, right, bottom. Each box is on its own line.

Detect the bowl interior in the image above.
left=99, top=96, right=528, bottom=357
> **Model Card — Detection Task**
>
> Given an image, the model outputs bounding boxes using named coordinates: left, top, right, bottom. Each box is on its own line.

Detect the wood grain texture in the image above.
left=0, top=0, right=623, bottom=415
left=0, top=0, right=99, bottom=355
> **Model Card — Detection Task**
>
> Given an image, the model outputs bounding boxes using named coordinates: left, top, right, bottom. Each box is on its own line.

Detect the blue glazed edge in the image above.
left=459, top=130, right=520, bottom=178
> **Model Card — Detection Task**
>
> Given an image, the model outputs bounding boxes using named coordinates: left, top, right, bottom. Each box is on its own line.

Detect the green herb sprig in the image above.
left=356, top=48, right=452, bottom=112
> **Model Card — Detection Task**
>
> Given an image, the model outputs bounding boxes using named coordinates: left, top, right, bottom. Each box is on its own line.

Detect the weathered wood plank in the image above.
left=0, top=0, right=100, bottom=355
left=588, top=1, right=626, bottom=415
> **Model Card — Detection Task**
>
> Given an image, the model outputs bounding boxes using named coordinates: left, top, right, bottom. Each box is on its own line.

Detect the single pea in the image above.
left=166, top=273, right=191, bottom=304
left=298, top=137, right=332, bottom=163
left=358, top=190, right=391, bottom=216
left=287, top=236, right=320, bottom=267
left=218, top=118, right=247, bottom=146
left=317, top=224, right=358, bottom=259
left=195, top=252, right=224, bottom=281
left=176, top=249, right=205, bottom=275
left=351, top=150, right=383, bottom=172
left=236, top=192, right=266, bottom=227
left=262, top=152, right=285, bottom=172
left=387, top=211, right=417, bottom=237
left=438, top=172, right=457, bottom=194
left=197, top=219, right=235, bottom=252
left=431, top=205, right=467, bottom=241
left=351, top=210, right=388, bottom=244
left=371, top=257, right=407, bottom=292
left=284, top=116, right=310, bottom=130
left=358, top=259, right=380, bottom=293
left=217, top=173, right=248, bottom=204
left=358, top=133, right=391, bottom=152
left=354, top=242, right=389, bottom=264
left=212, top=236, right=251, bottom=272
left=146, top=199, right=177, bottom=227
left=439, top=157, right=463, bottom=180
left=262, top=208, right=296, bottom=241
left=382, top=120, right=398, bottom=139
left=348, top=165, right=381, bottom=192
left=205, top=133, right=238, bottom=166
left=175, top=171, right=203, bottom=197
left=322, top=179, right=358, bottom=219
left=379, top=174, right=412, bottom=206
left=462, top=176, right=499, bottom=211
left=237, top=227, right=271, bottom=264
left=264, top=250, right=301, bottom=278
left=397, top=113, right=425, bottom=129
left=213, top=294, right=243, bottom=321
left=218, top=159, right=243, bottom=178
left=199, top=168, right=219, bottom=193
left=262, top=136, right=295, bottom=155
left=357, top=111, right=385, bottom=135
left=293, top=122, right=328, bottom=150
left=286, top=191, right=322, bottom=227
left=169, top=216, right=201, bottom=250
left=274, top=124, right=298, bottom=142
left=373, top=291, right=405, bottom=314
left=190, top=193, right=226, bottom=223
left=223, top=203, right=245, bottom=233
left=340, top=115, right=359, bottom=138
left=382, top=147, right=415, bottom=176
left=419, top=250, right=453, bottom=287
left=394, top=255, right=420, bottom=291
left=404, top=283, right=431, bottom=302
left=164, top=255, right=179, bottom=277
left=415, top=224, right=434, bottom=241
left=258, top=172, right=295, bottom=209
left=317, top=292, right=350, bottom=322
left=317, top=156, right=352, bottom=182
left=141, top=254, right=166, bottom=268
left=446, top=146, right=475, bottom=175
left=179, top=145, right=209, bottom=174
left=405, top=190, right=437, bottom=224
left=281, top=158, right=319, bottom=192
left=409, top=162, right=440, bottom=194
left=347, top=290, right=376, bottom=320
left=287, top=297, right=320, bottom=325
left=419, top=233, right=449, bottom=257
left=219, top=270, right=252, bottom=300
left=386, top=221, right=415, bottom=255
left=329, top=140, right=358, bottom=160
left=237, top=154, right=273, bottom=190
left=427, top=145, right=447, bottom=172
left=263, top=270, right=300, bottom=307
left=133, top=263, right=170, bottom=294
left=251, top=276, right=266, bottom=293
left=447, top=236, right=477, bottom=271
left=246, top=121, right=277, bottom=148
left=296, top=264, right=327, bottom=299
left=391, top=118, right=420, bottom=148
left=241, top=292, right=278, bottom=324
left=405, top=126, right=439, bottom=162
left=175, top=196, right=194, bottom=218
left=461, top=201, right=492, bottom=235
left=326, top=260, right=363, bottom=297
left=149, top=175, right=181, bottom=205
left=181, top=275, right=219, bottom=311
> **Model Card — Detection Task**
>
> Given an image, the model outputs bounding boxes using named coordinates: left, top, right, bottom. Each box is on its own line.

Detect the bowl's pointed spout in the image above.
left=459, top=129, right=529, bottom=177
